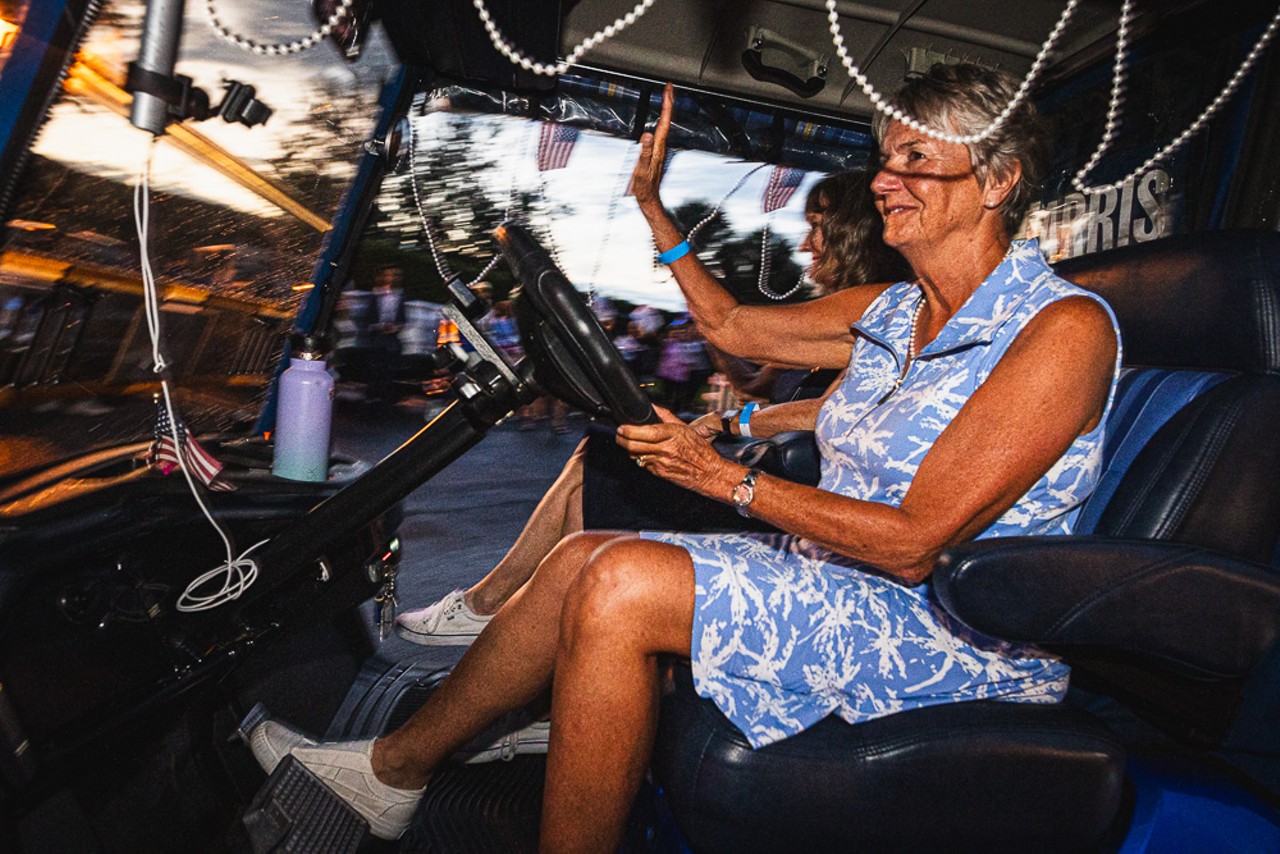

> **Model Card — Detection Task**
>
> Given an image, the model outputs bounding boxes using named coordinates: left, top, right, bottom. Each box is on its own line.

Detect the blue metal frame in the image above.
left=0, top=0, right=99, bottom=221
left=254, top=65, right=424, bottom=434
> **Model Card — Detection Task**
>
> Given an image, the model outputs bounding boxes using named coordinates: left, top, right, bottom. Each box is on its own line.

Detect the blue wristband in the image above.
left=657, top=240, right=691, bottom=264
left=738, top=402, right=759, bottom=438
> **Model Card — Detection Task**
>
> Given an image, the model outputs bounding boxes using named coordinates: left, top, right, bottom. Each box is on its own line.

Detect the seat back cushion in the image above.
left=1081, top=373, right=1280, bottom=564
left=1074, top=369, right=1227, bottom=534
left=1055, top=229, right=1280, bottom=375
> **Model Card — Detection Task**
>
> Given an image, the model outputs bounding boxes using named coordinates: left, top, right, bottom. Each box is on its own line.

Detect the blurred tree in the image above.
left=364, top=113, right=573, bottom=304
left=266, top=76, right=378, bottom=216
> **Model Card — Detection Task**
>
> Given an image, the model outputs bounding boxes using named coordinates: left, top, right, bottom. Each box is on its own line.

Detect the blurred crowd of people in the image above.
left=333, top=267, right=773, bottom=423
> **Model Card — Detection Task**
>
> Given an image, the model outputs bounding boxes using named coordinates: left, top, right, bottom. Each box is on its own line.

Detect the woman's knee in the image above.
left=530, top=531, right=624, bottom=592
left=560, top=539, right=692, bottom=650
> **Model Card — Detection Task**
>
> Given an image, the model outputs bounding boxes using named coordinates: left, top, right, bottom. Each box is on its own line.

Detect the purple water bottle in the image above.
left=273, top=335, right=334, bottom=482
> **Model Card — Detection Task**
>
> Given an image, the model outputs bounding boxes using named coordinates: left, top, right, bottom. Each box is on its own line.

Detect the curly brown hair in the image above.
left=805, top=170, right=911, bottom=294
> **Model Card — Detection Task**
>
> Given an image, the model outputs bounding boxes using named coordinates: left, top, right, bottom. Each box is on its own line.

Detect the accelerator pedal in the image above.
left=237, top=703, right=370, bottom=852
left=241, top=755, right=369, bottom=853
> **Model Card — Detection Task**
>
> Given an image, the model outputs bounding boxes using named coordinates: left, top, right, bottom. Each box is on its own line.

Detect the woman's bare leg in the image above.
left=541, top=538, right=697, bottom=852
left=372, top=530, right=628, bottom=788
left=467, top=439, right=587, bottom=615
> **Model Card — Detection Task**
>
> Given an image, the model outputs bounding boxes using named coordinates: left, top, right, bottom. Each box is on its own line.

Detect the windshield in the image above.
left=357, top=80, right=862, bottom=316
left=0, top=0, right=394, bottom=476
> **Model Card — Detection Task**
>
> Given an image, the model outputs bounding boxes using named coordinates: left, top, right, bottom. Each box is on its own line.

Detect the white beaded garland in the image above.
left=756, top=221, right=804, bottom=301
left=1073, top=1, right=1280, bottom=195
left=685, top=164, right=768, bottom=244
left=205, top=0, right=352, bottom=56
left=824, top=0, right=1080, bottom=147
left=472, top=0, right=656, bottom=77
left=467, top=0, right=1279, bottom=206
left=407, top=116, right=503, bottom=287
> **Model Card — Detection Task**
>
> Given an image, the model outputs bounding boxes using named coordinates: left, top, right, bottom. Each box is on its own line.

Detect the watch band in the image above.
left=721, top=409, right=739, bottom=436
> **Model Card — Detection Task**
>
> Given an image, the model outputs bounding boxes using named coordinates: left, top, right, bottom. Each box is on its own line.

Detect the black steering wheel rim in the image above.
left=496, top=222, right=659, bottom=426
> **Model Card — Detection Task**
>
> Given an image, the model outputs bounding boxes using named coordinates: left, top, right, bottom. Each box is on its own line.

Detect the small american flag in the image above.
left=150, top=399, right=234, bottom=491
left=537, top=123, right=580, bottom=171
left=762, top=166, right=805, bottom=212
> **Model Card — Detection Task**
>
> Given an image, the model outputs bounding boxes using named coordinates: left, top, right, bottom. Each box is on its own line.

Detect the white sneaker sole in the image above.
left=394, top=622, right=484, bottom=646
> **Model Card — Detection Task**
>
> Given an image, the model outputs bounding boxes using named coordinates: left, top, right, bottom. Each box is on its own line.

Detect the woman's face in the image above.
left=871, top=121, right=986, bottom=257
left=800, top=210, right=827, bottom=279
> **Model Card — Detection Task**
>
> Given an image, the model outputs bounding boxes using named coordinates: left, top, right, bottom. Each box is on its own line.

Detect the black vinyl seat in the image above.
left=645, top=231, right=1280, bottom=852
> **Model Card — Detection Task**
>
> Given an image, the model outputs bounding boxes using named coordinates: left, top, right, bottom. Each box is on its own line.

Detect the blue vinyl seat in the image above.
left=644, top=230, right=1280, bottom=853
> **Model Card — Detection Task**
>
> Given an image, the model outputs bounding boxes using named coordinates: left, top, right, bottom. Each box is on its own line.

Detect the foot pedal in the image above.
left=237, top=702, right=271, bottom=744
left=241, top=756, right=369, bottom=854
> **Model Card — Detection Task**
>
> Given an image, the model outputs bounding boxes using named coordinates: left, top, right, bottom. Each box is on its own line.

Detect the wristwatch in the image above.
left=731, top=468, right=762, bottom=517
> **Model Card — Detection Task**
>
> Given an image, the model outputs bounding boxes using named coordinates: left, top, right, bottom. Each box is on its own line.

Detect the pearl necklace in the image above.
left=205, top=0, right=352, bottom=56
left=877, top=296, right=925, bottom=405
left=905, top=295, right=924, bottom=364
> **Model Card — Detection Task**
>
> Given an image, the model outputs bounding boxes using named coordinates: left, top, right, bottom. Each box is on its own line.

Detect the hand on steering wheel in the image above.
left=616, top=405, right=734, bottom=495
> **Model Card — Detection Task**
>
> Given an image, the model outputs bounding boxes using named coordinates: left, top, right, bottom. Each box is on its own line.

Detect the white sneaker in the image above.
left=248, top=719, right=316, bottom=775
left=247, top=720, right=426, bottom=841
left=395, top=589, right=492, bottom=646
left=454, top=718, right=551, bottom=764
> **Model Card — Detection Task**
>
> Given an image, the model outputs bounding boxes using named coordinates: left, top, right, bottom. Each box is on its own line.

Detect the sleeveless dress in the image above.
left=643, top=240, right=1122, bottom=748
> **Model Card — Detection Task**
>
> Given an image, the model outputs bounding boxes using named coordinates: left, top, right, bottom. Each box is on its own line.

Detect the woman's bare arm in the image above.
left=686, top=370, right=845, bottom=439
left=618, top=296, right=1117, bottom=585
left=632, top=84, right=888, bottom=368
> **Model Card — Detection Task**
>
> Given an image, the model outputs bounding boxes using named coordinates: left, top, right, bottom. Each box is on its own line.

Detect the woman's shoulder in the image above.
left=1007, top=270, right=1121, bottom=363
left=1029, top=267, right=1119, bottom=334
left=828, top=279, right=912, bottom=324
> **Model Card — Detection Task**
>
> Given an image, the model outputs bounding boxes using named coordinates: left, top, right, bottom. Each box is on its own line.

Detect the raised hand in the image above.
left=630, top=82, right=674, bottom=211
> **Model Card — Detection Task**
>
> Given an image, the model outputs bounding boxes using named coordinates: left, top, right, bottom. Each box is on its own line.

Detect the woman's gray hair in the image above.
left=873, top=62, right=1051, bottom=235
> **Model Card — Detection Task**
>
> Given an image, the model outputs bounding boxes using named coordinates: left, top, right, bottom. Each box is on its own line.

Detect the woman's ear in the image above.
left=982, top=159, right=1023, bottom=210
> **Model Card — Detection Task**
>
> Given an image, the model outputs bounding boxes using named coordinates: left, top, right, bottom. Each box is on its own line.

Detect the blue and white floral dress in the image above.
left=644, top=241, right=1121, bottom=748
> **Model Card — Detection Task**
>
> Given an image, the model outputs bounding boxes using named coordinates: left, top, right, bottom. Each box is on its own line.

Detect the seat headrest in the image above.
left=1056, top=230, right=1280, bottom=374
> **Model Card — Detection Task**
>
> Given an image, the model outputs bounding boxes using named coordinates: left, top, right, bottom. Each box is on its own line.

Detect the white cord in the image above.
left=472, top=0, right=656, bottom=76
left=205, top=0, right=352, bottom=56
left=133, top=142, right=261, bottom=612
left=135, top=150, right=167, bottom=374
left=175, top=533, right=266, bottom=613
left=1073, top=1, right=1280, bottom=194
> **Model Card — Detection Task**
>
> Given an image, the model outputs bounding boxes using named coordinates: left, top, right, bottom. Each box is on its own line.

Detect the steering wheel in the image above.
left=496, top=222, right=660, bottom=426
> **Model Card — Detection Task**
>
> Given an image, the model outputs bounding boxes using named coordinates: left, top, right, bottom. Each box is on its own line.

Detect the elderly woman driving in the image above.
left=249, top=62, right=1121, bottom=850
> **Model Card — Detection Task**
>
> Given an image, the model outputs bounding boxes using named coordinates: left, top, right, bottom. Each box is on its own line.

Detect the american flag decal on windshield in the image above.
left=763, top=166, right=805, bottom=212
left=537, top=123, right=580, bottom=171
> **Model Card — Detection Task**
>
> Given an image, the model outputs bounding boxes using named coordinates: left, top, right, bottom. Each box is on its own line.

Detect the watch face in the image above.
left=732, top=483, right=753, bottom=506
